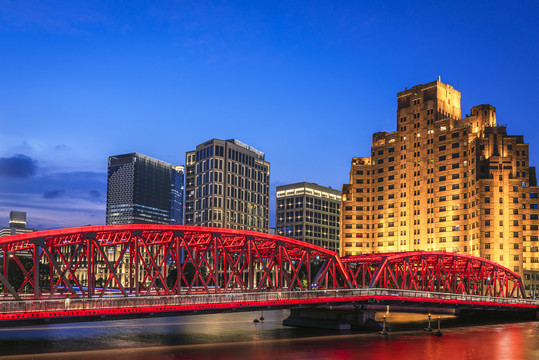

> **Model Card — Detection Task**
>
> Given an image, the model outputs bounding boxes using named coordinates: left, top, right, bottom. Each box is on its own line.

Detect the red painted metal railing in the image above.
left=1, top=289, right=537, bottom=322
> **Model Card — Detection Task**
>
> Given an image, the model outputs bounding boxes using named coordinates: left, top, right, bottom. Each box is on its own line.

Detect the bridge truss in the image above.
left=342, top=252, right=526, bottom=299
left=0, top=225, right=350, bottom=300
left=0, top=225, right=526, bottom=302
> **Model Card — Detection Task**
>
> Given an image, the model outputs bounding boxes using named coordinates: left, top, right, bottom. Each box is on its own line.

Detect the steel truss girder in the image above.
left=342, top=251, right=525, bottom=298
left=0, top=227, right=525, bottom=300
left=0, top=225, right=351, bottom=300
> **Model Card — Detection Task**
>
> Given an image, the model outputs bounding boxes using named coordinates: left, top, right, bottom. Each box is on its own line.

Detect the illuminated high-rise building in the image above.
left=0, top=211, right=36, bottom=237
left=276, top=182, right=341, bottom=252
left=171, top=165, right=185, bottom=225
left=185, top=139, right=270, bottom=232
left=106, top=153, right=184, bottom=225
left=341, top=78, right=539, bottom=282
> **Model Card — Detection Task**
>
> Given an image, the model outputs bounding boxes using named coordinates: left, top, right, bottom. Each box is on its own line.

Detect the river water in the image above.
left=0, top=310, right=538, bottom=359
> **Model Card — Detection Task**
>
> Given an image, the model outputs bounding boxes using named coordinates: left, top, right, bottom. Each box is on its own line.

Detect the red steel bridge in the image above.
left=0, top=225, right=537, bottom=324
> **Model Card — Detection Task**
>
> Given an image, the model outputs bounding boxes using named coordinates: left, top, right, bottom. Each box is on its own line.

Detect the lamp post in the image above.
left=425, top=313, right=433, bottom=332
left=435, top=316, right=442, bottom=337
left=380, top=315, right=388, bottom=335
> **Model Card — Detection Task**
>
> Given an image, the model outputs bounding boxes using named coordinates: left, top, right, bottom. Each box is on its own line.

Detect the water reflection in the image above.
left=0, top=311, right=538, bottom=360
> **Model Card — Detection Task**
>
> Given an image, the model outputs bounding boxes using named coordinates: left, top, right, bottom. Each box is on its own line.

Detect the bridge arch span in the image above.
left=0, top=225, right=526, bottom=301
left=0, top=225, right=351, bottom=300
left=342, top=251, right=525, bottom=298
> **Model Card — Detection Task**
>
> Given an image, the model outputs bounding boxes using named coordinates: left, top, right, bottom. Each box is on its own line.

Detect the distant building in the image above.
left=0, top=211, right=36, bottom=237
left=106, top=153, right=184, bottom=225
left=171, top=165, right=185, bottom=225
left=276, top=182, right=341, bottom=252
left=185, top=139, right=270, bottom=232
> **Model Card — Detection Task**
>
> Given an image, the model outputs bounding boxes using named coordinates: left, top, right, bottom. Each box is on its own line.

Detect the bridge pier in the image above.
left=283, top=306, right=380, bottom=330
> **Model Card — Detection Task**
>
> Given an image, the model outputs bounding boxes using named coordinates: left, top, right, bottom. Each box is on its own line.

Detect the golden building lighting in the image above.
left=341, top=78, right=539, bottom=293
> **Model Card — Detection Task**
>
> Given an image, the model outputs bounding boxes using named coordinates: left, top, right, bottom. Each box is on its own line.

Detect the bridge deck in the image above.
left=1, top=289, right=538, bottom=324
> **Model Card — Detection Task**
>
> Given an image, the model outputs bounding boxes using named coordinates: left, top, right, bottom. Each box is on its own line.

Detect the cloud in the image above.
left=54, top=144, right=69, bottom=151
left=0, top=169, right=107, bottom=230
left=43, top=189, right=65, bottom=199
left=0, top=154, right=38, bottom=178
left=0, top=1, right=110, bottom=34
left=0, top=192, right=105, bottom=230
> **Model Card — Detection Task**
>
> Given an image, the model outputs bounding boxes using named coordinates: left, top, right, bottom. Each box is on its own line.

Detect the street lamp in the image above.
left=425, top=313, right=433, bottom=332
left=380, top=315, right=388, bottom=335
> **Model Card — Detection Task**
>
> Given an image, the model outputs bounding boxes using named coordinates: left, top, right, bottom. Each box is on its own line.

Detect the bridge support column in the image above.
left=283, top=306, right=379, bottom=330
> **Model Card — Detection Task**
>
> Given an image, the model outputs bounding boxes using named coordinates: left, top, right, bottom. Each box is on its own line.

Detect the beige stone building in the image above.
left=341, top=78, right=539, bottom=293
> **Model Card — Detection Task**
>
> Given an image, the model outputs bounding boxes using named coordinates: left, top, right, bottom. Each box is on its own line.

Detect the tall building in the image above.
left=0, top=211, right=36, bottom=237
left=341, top=78, right=539, bottom=279
left=185, top=139, right=270, bottom=232
left=276, top=182, right=341, bottom=252
left=106, top=153, right=184, bottom=225
left=170, top=165, right=185, bottom=225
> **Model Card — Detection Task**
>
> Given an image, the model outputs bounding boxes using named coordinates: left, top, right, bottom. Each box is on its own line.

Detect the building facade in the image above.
left=106, top=153, right=184, bottom=225
left=0, top=211, right=36, bottom=237
left=185, top=139, right=270, bottom=232
left=276, top=182, right=341, bottom=252
left=341, top=79, right=539, bottom=279
left=170, top=165, right=185, bottom=225
left=94, top=154, right=184, bottom=288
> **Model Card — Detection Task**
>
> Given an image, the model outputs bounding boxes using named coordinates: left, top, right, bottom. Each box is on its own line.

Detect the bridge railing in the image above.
left=0, top=289, right=537, bottom=316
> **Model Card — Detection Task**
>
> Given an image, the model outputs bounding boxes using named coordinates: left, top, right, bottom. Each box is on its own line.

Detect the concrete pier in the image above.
left=283, top=306, right=380, bottom=330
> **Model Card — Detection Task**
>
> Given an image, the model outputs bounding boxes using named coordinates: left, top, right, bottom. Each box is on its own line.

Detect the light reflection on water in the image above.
left=0, top=310, right=538, bottom=360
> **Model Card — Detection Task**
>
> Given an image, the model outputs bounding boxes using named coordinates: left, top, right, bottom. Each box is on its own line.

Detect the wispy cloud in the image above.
left=0, top=154, right=38, bottom=178
left=0, top=192, right=104, bottom=230
left=0, top=0, right=110, bottom=34
left=0, top=155, right=106, bottom=230
left=42, top=188, right=65, bottom=199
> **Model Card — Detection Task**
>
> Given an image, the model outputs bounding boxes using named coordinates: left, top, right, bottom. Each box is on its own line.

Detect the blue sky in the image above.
left=1, top=1, right=539, bottom=229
